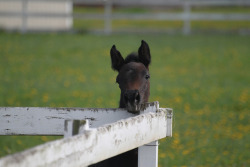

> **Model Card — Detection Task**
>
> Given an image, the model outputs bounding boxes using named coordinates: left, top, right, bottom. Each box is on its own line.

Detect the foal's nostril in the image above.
left=135, top=92, right=140, bottom=103
left=124, top=90, right=140, bottom=104
left=123, top=90, right=141, bottom=112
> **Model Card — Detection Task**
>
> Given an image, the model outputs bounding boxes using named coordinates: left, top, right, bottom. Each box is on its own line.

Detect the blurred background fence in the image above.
left=0, top=0, right=250, bottom=34
left=0, top=0, right=73, bottom=32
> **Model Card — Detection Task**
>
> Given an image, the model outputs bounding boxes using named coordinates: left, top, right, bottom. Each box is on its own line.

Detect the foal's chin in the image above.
left=126, top=103, right=141, bottom=114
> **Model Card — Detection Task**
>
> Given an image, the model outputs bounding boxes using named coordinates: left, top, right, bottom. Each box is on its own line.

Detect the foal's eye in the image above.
left=145, top=74, right=150, bottom=80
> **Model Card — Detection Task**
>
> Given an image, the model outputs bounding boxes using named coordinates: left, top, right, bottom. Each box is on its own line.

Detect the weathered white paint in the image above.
left=64, top=113, right=161, bottom=167
left=0, top=109, right=170, bottom=167
left=0, top=102, right=173, bottom=167
left=0, top=102, right=160, bottom=135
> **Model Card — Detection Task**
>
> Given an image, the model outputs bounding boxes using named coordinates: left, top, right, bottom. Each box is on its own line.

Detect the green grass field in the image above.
left=0, top=33, right=249, bottom=166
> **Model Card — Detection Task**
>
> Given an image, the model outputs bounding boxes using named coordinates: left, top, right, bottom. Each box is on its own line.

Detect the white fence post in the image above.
left=64, top=119, right=89, bottom=138
left=21, top=0, right=28, bottom=33
left=104, top=0, right=112, bottom=34
left=64, top=120, right=80, bottom=138
left=138, top=141, right=158, bottom=167
left=138, top=107, right=173, bottom=167
left=183, top=1, right=191, bottom=35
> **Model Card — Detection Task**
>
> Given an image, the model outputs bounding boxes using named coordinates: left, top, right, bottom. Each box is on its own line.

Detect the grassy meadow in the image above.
left=0, top=33, right=249, bottom=166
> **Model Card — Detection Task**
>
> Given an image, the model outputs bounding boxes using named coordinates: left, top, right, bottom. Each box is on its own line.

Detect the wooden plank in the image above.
left=0, top=107, right=133, bottom=135
left=1, top=12, right=250, bottom=21
left=73, top=0, right=250, bottom=7
left=0, top=102, right=159, bottom=135
left=111, top=13, right=250, bottom=21
left=0, top=110, right=169, bottom=167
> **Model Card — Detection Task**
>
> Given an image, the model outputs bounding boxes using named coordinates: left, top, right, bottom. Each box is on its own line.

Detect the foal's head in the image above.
left=110, top=40, right=151, bottom=113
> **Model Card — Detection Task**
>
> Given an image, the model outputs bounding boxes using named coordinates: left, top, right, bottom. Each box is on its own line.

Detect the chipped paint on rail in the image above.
left=0, top=109, right=171, bottom=167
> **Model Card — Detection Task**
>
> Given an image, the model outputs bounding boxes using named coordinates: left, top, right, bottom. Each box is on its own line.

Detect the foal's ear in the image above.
left=110, top=45, right=125, bottom=71
left=138, top=40, right=151, bottom=68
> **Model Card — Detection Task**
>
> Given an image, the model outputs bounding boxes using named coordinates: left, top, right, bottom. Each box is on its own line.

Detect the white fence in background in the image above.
left=96, top=0, right=250, bottom=34
left=0, top=0, right=249, bottom=33
left=0, top=0, right=72, bottom=32
left=0, top=102, right=173, bottom=167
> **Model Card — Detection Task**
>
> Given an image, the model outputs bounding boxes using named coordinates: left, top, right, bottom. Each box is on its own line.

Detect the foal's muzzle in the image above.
left=124, top=90, right=141, bottom=113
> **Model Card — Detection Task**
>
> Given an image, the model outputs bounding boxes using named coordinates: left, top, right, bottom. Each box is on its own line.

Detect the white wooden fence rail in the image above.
left=0, top=102, right=173, bottom=167
left=0, top=102, right=160, bottom=135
